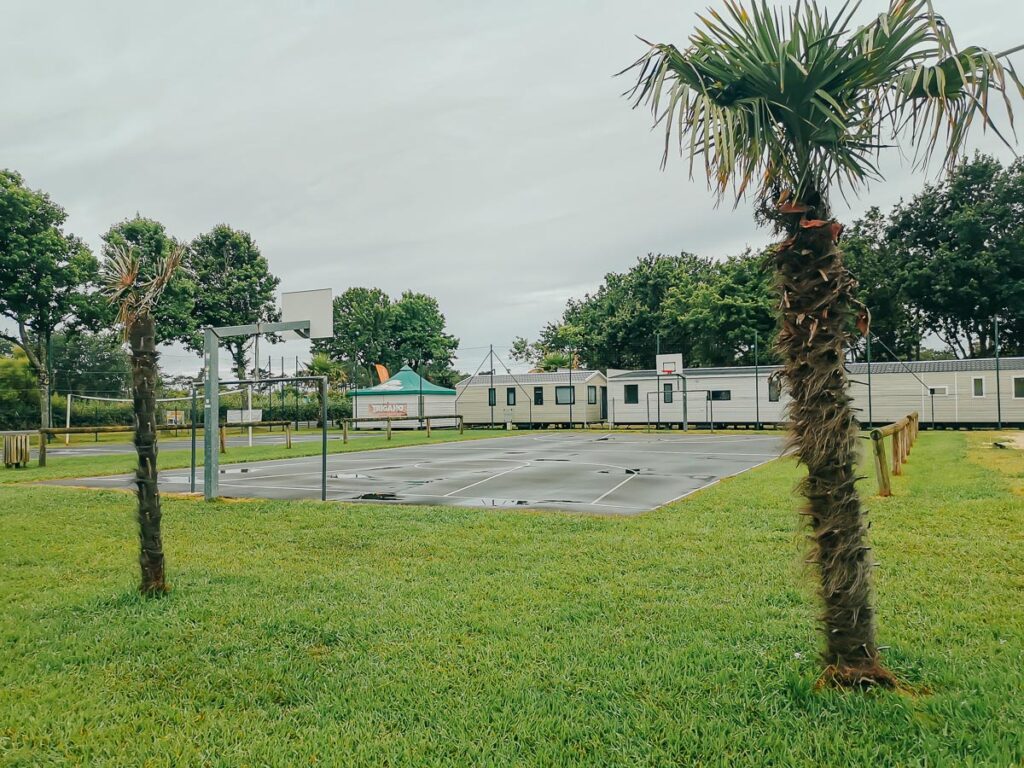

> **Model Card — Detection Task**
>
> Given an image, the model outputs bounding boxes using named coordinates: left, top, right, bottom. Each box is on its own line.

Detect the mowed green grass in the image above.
left=1, top=432, right=1021, bottom=766
left=2, top=428, right=511, bottom=485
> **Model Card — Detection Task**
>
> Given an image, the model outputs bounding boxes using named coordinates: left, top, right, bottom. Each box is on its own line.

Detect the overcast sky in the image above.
left=3, top=0, right=1021, bottom=378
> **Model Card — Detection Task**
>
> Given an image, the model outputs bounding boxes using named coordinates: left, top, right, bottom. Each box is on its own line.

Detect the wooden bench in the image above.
left=3, top=434, right=31, bottom=468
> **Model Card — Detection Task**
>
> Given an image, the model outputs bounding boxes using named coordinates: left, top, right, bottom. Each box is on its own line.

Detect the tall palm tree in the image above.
left=624, top=0, right=1022, bottom=686
left=102, top=243, right=184, bottom=595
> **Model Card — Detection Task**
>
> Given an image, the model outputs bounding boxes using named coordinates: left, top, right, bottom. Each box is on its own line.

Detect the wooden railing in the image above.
left=36, top=420, right=293, bottom=467
left=342, top=415, right=464, bottom=443
left=869, top=411, right=919, bottom=497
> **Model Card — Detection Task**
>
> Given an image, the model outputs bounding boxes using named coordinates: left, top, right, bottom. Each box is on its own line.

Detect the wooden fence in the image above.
left=35, top=420, right=293, bottom=467
left=869, top=411, right=919, bottom=497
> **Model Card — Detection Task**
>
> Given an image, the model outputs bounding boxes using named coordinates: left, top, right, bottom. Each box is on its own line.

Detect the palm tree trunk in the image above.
left=773, top=207, right=895, bottom=687
left=129, top=312, right=167, bottom=595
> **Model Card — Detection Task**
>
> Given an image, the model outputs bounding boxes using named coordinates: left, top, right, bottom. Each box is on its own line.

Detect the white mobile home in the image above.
left=351, top=366, right=458, bottom=429
left=455, top=369, right=607, bottom=427
left=605, top=356, right=1024, bottom=429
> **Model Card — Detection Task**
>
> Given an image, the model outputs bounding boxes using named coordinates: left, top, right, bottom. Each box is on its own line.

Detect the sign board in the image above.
left=368, top=402, right=408, bottom=418
left=228, top=409, right=263, bottom=423
left=281, top=289, right=333, bottom=339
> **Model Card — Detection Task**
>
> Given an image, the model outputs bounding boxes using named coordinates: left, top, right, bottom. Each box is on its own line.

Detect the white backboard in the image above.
left=281, top=289, right=333, bottom=339
left=656, top=353, right=684, bottom=374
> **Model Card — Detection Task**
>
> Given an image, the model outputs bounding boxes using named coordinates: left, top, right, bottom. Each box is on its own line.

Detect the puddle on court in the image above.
left=330, top=473, right=371, bottom=479
left=354, top=492, right=400, bottom=501
left=219, top=468, right=250, bottom=474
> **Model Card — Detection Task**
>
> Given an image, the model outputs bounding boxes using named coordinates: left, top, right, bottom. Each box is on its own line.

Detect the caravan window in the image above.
left=709, top=390, right=731, bottom=401
left=534, top=386, right=544, bottom=405
left=624, top=384, right=639, bottom=404
left=972, top=377, right=985, bottom=397
left=768, top=378, right=781, bottom=402
left=663, top=383, right=673, bottom=403
left=555, top=386, right=575, bottom=405
left=1013, top=377, right=1024, bottom=399
left=587, top=385, right=597, bottom=404
left=488, top=388, right=496, bottom=407
left=506, top=387, right=516, bottom=406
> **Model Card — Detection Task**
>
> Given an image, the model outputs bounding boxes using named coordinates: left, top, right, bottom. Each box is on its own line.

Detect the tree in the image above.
left=842, top=208, right=922, bottom=361
left=302, top=353, right=346, bottom=426
left=390, top=291, right=459, bottom=373
left=0, top=348, right=40, bottom=429
left=0, top=170, right=99, bottom=429
left=313, top=287, right=394, bottom=387
left=626, top=0, right=1021, bottom=686
left=101, top=242, right=184, bottom=595
left=188, top=225, right=281, bottom=378
left=889, top=154, right=1024, bottom=357
left=536, top=351, right=571, bottom=371
left=101, top=217, right=195, bottom=346
left=662, top=250, right=777, bottom=366
left=312, top=288, right=459, bottom=386
left=51, top=330, right=132, bottom=396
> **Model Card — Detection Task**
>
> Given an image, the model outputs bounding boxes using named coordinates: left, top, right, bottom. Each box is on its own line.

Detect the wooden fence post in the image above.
left=426, top=418, right=432, bottom=437
left=343, top=419, right=349, bottom=444
left=459, top=416, right=464, bottom=435
left=285, top=422, right=292, bottom=449
left=219, top=425, right=227, bottom=454
left=38, top=431, right=46, bottom=467
left=891, top=430, right=902, bottom=475
left=386, top=419, right=392, bottom=440
left=871, top=431, right=891, bottom=497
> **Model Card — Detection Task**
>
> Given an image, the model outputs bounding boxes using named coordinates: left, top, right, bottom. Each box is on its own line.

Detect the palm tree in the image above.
left=102, top=243, right=184, bottom=595
left=624, top=0, right=1022, bottom=687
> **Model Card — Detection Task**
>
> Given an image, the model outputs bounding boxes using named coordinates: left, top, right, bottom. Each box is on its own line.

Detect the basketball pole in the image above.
left=203, top=319, right=315, bottom=501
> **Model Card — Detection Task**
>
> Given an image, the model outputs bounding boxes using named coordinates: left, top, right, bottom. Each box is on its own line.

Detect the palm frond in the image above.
left=624, top=0, right=1023, bottom=206
left=101, top=242, right=184, bottom=334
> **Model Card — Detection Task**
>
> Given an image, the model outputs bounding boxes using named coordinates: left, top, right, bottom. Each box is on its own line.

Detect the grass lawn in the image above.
left=3, top=428, right=512, bottom=485
left=1, top=431, right=1021, bottom=766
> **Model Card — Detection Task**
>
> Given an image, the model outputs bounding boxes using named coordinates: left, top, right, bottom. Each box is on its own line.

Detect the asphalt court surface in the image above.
left=48, top=432, right=785, bottom=515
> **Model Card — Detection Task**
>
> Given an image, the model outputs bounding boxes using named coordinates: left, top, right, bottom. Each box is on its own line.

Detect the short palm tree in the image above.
left=625, top=0, right=1022, bottom=686
left=102, top=243, right=184, bottom=595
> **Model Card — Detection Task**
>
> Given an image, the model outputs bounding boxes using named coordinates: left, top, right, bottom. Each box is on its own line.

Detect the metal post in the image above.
left=683, top=377, right=688, bottom=431
left=754, top=332, right=761, bottom=430
left=994, top=317, right=1002, bottom=429
left=866, top=333, right=873, bottom=430
left=489, top=345, right=494, bottom=428
left=320, top=376, right=327, bottom=502
left=65, top=393, right=72, bottom=445
left=568, top=347, right=574, bottom=428
left=190, top=385, right=197, bottom=493
left=656, top=333, right=661, bottom=429
left=203, top=327, right=219, bottom=500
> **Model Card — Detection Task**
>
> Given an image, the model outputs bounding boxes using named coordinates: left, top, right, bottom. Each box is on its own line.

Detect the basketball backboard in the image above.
left=281, top=289, right=333, bottom=339
left=656, top=353, right=684, bottom=375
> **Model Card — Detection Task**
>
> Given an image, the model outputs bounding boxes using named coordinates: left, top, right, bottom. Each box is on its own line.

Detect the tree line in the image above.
left=515, top=155, right=1023, bottom=370
left=0, top=169, right=462, bottom=429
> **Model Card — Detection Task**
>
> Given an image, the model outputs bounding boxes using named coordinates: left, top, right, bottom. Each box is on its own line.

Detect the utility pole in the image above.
left=754, top=331, right=761, bottom=430
left=994, top=316, right=1002, bottom=429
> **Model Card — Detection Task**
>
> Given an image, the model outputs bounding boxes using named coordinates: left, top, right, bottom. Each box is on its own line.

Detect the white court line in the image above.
left=441, top=464, right=529, bottom=497
left=591, top=473, right=636, bottom=505
left=661, top=455, right=782, bottom=506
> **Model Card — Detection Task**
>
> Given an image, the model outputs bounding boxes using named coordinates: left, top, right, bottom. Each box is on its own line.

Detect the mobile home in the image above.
left=455, top=369, right=607, bottom=427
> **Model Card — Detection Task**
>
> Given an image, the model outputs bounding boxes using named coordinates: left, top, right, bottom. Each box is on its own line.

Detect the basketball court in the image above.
left=47, top=432, right=785, bottom=515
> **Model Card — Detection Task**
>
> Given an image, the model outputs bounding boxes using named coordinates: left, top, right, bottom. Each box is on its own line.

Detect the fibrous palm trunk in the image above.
left=772, top=201, right=894, bottom=687
left=129, top=312, right=167, bottom=595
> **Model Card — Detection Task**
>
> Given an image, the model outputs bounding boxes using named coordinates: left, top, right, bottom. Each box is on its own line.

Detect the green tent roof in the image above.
left=352, top=366, right=456, bottom=397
